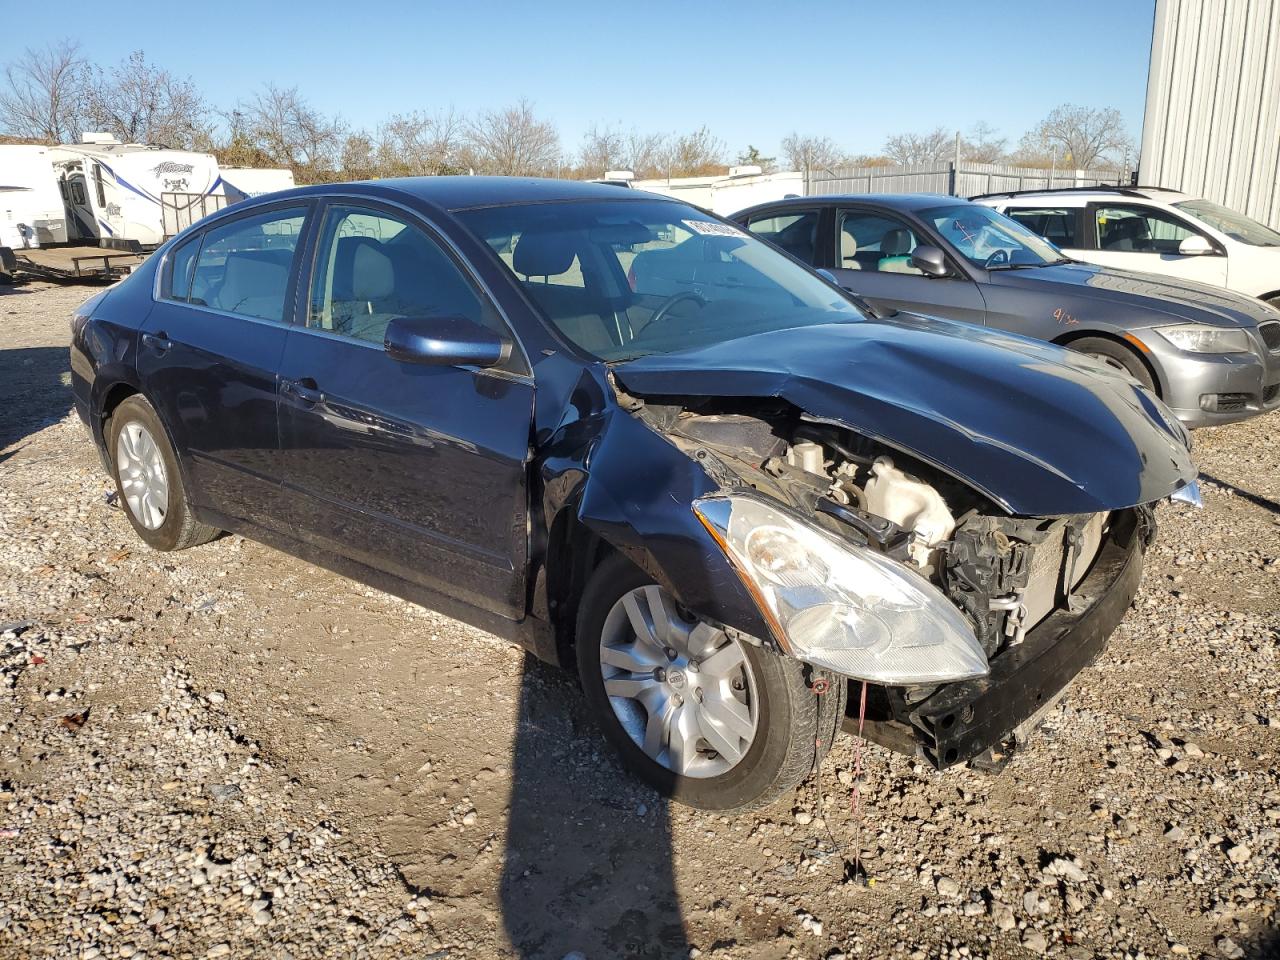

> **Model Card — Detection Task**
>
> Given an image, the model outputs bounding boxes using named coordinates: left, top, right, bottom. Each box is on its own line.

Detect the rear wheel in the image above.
left=1066, top=336, right=1156, bottom=392
left=575, top=553, right=843, bottom=811
left=107, top=395, right=219, bottom=551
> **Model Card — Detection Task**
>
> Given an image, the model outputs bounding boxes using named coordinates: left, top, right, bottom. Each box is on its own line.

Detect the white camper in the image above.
left=0, top=144, right=68, bottom=249
left=221, top=167, right=296, bottom=204
left=49, top=136, right=224, bottom=248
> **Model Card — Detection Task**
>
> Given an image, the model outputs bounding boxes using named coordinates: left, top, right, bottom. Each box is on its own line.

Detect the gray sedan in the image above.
left=731, top=195, right=1280, bottom=428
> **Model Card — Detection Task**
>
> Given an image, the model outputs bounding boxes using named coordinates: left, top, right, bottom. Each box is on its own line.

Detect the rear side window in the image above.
left=745, top=211, right=819, bottom=263
left=185, top=207, right=307, bottom=323
left=164, top=235, right=201, bottom=301
left=1006, top=207, right=1078, bottom=248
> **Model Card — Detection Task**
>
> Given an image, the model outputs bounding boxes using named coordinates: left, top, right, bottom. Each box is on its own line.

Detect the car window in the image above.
left=164, top=234, right=201, bottom=301
left=1173, top=198, right=1280, bottom=246
left=185, top=207, right=306, bottom=322
left=1005, top=207, right=1078, bottom=247
left=308, top=204, right=509, bottom=352
left=744, top=211, right=819, bottom=263
left=923, top=203, right=1063, bottom=269
left=459, top=199, right=862, bottom=362
left=837, top=211, right=923, bottom=275
left=1094, top=205, right=1201, bottom=254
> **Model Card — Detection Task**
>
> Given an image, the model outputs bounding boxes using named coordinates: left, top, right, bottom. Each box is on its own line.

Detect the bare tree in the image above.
left=466, top=100, right=560, bottom=175
left=960, top=121, right=1007, bottom=164
left=658, top=126, right=725, bottom=177
left=624, top=130, right=667, bottom=178
left=578, top=122, right=627, bottom=175
left=233, top=84, right=346, bottom=178
left=780, top=132, right=844, bottom=174
left=1018, top=104, right=1131, bottom=169
left=0, top=39, right=87, bottom=143
left=83, top=51, right=207, bottom=148
left=882, top=126, right=954, bottom=165
left=376, top=109, right=465, bottom=176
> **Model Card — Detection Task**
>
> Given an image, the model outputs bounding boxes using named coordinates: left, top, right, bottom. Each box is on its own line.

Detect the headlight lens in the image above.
left=1156, top=324, right=1251, bottom=354
left=694, top=494, right=988, bottom=684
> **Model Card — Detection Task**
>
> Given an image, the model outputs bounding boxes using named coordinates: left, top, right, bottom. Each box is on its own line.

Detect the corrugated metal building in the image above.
left=1140, top=0, right=1280, bottom=228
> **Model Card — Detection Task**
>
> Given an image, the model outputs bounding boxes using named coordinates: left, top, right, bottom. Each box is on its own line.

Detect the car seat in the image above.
left=878, top=228, right=919, bottom=274
left=512, top=230, right=617, bottom=354
left=1101, top=217, right=1151, bottom=251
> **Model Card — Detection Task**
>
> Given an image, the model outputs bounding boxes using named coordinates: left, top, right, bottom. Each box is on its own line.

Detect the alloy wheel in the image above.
left=116, top=421, right=170, bottom=530
left=598, top=584, right=759, bottom=779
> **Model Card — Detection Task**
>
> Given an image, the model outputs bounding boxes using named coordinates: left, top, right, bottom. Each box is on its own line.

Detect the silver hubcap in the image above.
left=116, top=422, right=169, bottom=530
left=1087, top=351, right=1131, bottom=375
left=599, top=585, right=759, bottom=779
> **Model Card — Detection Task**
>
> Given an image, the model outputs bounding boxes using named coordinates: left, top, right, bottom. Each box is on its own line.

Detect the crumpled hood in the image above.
left=992, top=262, right=1280, bottom=328
left=614, top=315, right=1197, bottom=516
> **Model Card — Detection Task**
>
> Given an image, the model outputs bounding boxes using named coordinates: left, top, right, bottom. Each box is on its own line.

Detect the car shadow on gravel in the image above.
left=1199, top=471, right=1280, bottom=515
left=500, top=655, right=691, bottom=958
left=0, top=345, right=73, bottom=456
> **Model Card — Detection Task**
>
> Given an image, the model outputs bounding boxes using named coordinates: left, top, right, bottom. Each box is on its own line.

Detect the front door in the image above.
left=275, top=201, right=534, bottom=619
left=1084, top=202, right=1228, bottom=287
left=137, top=202, right=311, bottom=531
left=830, top=208, right=988, bottom=325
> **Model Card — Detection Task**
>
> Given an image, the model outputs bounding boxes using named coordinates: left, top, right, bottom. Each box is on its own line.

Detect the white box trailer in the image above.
left=0, top=144, right=68, bottom=248
left=49, top=138, right=225, bottom=248
left=221, top=167, right=296, bottom=204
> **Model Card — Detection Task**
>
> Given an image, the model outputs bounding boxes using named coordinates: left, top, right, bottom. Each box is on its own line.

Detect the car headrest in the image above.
left=351, top=241, right=394, bottom=301
left=881, top=228, right=913, bottom=256
left=219, top=250, right=290, bottom=309
left=513, top=231, right=577, bottom=276
left=840, top=227, right=858, bottom=260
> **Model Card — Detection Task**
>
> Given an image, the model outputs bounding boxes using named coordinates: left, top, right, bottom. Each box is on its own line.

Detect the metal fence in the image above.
left=161, top=192, right=228, bottom=239
left=805, top=161, right=1129, bottom=199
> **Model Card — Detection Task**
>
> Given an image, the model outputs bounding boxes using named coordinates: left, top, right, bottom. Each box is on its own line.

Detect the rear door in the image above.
left=829, top=207, right=987, bottom=325
left=274, top=199, right=534, bottom=619
left=1085, top=202, right=1228, bottom=286
left=138, top=202, right=311, bottom=531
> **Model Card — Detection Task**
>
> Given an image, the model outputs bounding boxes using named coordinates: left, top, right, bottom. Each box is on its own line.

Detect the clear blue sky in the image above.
left=2, top=0, right=1157, bottom=159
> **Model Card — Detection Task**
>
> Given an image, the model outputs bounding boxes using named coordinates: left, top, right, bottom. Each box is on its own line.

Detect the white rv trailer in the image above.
left=0, top=144, right=68, bottom=249
left=221, top=167, right=296, bottom=204
left=49, top=136, right=224, bottom=248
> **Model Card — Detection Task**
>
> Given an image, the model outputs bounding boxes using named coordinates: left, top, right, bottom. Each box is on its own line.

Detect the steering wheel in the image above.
left=984, top=249, right=1010, bottom=268
left=646, top=291, right=707, bottom=330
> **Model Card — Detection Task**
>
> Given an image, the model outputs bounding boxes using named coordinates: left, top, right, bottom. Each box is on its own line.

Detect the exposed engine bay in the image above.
left=640, top=399, right=1115, bottom=667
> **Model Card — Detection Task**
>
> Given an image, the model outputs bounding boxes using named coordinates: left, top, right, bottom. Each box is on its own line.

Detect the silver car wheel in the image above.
left=1086, top=351, right=1132, bottom=375
left=598, top=584, right=759, bottom=779
left=116, top=421, right=170, bottom=531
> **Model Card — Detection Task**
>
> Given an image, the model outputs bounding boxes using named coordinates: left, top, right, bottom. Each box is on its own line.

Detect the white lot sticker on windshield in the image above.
left=683, top=219, right=747, bottom=238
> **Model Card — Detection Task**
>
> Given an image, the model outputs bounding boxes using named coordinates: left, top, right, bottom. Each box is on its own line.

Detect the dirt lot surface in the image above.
left=1, top=280, right=1278, bottom=960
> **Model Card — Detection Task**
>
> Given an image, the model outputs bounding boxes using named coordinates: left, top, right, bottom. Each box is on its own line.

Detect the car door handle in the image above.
left=141, top=332, right=172, bottom=355
left=281, top=378, right=325, bottom=405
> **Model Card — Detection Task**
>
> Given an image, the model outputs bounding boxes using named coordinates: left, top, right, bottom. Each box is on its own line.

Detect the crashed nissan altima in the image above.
left=70, top=178, right=1198, bottom=811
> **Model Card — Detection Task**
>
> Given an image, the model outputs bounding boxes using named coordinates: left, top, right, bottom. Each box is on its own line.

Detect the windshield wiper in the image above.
left=986, top=262, right=1042, bottom=271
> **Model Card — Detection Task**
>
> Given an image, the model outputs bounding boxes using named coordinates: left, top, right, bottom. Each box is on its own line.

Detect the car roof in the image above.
left=734, top=193, right=964, bottom=216
left=259, top=176, right=677, bottom=213
left=973, top=186, right=1192, bottom=205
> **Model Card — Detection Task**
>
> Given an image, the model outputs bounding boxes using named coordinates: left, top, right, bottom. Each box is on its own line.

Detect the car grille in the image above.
left=1214, top=393, right=1251, bottom=412
left=1265, top=384, right=1280, bottom=405
left=1261, top=321, right=1280, bottom=352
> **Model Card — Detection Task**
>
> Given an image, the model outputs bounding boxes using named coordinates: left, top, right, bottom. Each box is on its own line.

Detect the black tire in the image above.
left=575, top=553, right=845, bottom=812
left=1066, top=336, right=1156, bottom=392
left=106, top=395, right=219, bottom=551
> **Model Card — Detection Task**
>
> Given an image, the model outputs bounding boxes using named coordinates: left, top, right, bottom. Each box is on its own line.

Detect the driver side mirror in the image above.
left=384, top=315, right=511, bottom=368
left=1177, top=235, right=1215, bottom=256
left=910, top=245, right=950, bottom=277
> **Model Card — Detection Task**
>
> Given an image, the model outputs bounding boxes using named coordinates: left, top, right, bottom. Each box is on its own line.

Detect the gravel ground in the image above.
left=1, top=280, right=1277, bottom=960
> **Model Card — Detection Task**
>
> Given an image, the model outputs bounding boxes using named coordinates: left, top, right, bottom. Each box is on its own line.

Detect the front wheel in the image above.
left=1066, top=336, right=1157, bottom=393
left=576, top=553, right=844, bottom=812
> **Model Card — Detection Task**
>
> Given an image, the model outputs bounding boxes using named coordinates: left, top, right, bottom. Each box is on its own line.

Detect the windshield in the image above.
left=1174, top=199, right=1280, bottom=247
left=923, top=203, right=1066, bottom=268
left=457, top=199, right=863, bottom=361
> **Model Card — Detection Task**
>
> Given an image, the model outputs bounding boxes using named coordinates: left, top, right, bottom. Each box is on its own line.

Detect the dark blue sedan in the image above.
left=71, top=178, right=1196, bottom=810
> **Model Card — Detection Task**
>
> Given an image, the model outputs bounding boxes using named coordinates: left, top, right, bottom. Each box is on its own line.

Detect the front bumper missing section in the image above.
left=848, top=510, right=1144, bottom=769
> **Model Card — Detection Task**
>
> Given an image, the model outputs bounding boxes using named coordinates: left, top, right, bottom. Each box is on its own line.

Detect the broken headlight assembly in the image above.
left=693, top=494, right=989, bottom=685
